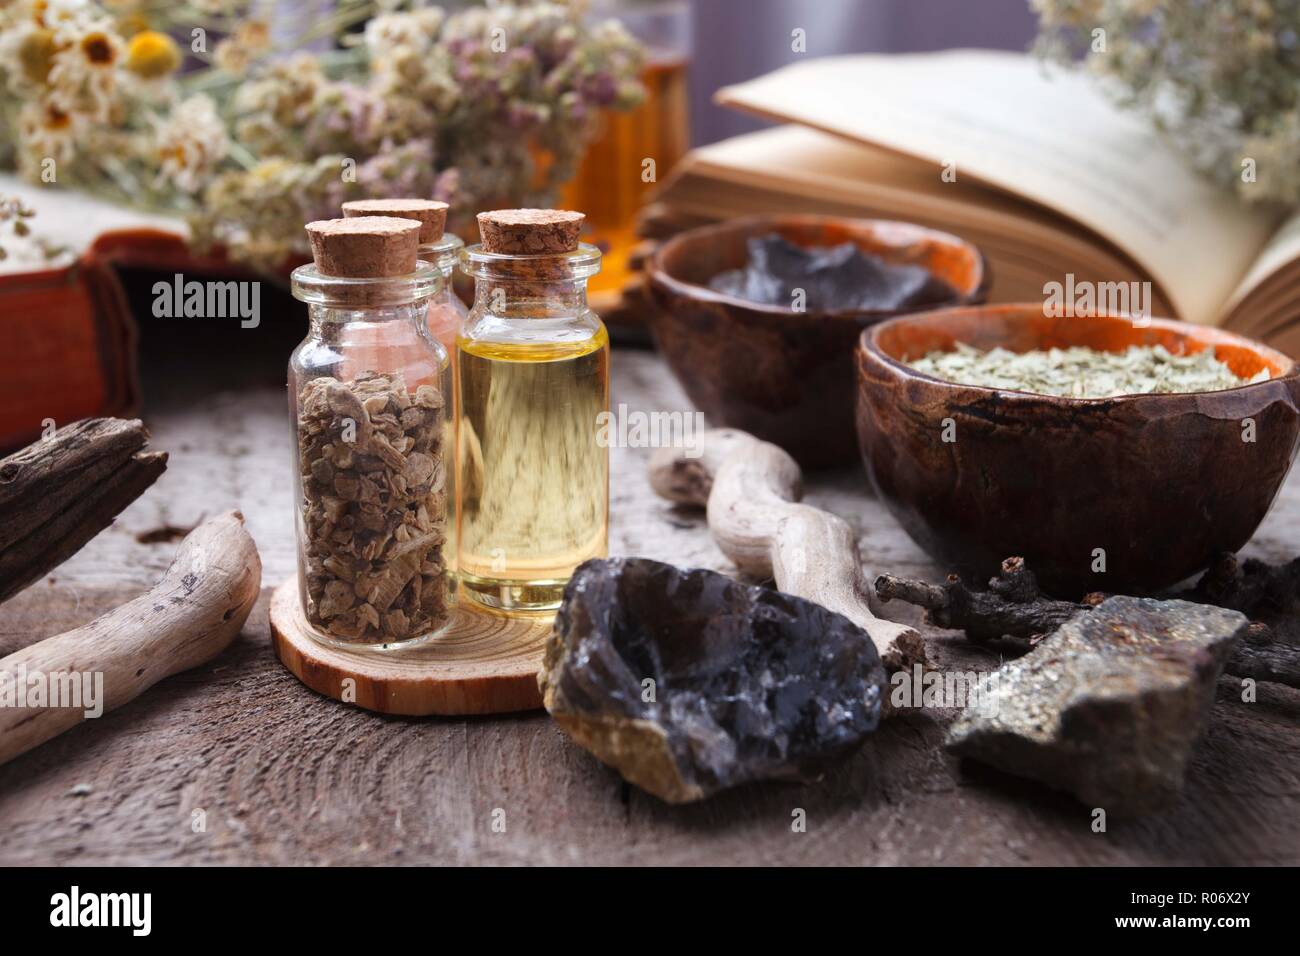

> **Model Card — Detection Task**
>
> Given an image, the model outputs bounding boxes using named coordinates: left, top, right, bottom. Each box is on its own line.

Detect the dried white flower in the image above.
left=43, top=4, right=123, bottom=121
left=0, top=194, right=70, bottom=273
left=151, top=94, right=229, bottom=194
left=364, top=12, right=437, bottom=62
left=16, top=97, right=79, bottom=171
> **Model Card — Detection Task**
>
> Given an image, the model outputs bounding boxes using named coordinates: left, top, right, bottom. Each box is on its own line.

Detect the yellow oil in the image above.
left=456, top=328, right=609, bottom=611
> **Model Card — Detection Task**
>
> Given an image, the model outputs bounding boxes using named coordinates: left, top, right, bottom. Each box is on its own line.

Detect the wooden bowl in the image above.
left=646, top=216, right=988, bottom=468
left=856, top=305, right=1300, bottom=595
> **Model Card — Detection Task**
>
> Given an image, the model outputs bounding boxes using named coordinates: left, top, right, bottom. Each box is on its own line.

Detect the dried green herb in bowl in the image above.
left=907, top=343, right=1270, bottom=398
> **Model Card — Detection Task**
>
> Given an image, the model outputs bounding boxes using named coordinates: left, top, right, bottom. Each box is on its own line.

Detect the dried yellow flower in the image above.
left=16, top=27, right=57, bottom=84
left=124, top=29, right=180, bottom=78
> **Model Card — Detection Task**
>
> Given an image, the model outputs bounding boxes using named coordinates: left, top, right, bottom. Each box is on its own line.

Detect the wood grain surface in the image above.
left=1, top=349, right=1297, bottom=865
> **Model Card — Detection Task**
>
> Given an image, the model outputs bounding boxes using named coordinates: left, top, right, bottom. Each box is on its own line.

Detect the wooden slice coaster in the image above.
left=269, top=578, right=550, bottom=715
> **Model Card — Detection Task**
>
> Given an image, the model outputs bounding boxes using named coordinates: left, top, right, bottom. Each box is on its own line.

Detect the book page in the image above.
left=1225, top=207, right=1300, bottom=313
left=0, top=173, right=187, bottom=257
left=684, top=125, right=1078, bottom=234
left=716, top=51, right=1281, bottom=325
left=666, top=125, right=1174, bottom=314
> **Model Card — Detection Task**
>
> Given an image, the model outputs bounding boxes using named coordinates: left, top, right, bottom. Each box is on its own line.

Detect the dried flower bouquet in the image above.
left=0, top=0, right=643, bottom=265
left=1034, top=0, right=1300, bottom=205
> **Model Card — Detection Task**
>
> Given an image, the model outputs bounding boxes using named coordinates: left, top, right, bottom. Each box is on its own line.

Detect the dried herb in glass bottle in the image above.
left=289, top=216, right=455, bottom=648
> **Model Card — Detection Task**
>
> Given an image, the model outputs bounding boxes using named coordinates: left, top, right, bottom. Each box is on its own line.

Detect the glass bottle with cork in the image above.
left=457, top=209, right=610, bottom=612
left=289, top=215, right=455, bottom=648
left=341, top=199, right=467, bottom=354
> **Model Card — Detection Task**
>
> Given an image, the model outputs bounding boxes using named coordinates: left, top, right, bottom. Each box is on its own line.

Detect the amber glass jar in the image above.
left=561, top=0, right=691, bottom=297
left=289, top=254, right=455, bottom=648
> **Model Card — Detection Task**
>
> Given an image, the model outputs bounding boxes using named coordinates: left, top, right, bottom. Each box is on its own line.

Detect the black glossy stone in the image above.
left=538, top=557, right=887, bottom=803
left=708, top=233, right=956, bottom=312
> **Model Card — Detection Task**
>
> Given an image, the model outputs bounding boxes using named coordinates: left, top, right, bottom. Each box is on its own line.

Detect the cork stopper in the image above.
left=305, top=216, right=421, bottom=277
left=477, top=208, right=584, bottom=255
left=342, top=199, right=449, bottom=244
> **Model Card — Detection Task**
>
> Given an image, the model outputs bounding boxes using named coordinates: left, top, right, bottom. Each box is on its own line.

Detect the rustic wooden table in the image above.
left=2, top=348, right=1297, bottom=865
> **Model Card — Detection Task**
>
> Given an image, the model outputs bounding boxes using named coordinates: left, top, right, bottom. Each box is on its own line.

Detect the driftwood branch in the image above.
left=0, top=418, right=167, bottom=604
left=649, top=428, right=925, bottom=673
left=0, top=511, right=261, bottom=767
left=875, top=556, right=1300, bottom=689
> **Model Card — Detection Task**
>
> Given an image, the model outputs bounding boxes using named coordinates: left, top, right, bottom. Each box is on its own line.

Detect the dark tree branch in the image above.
left=1187, top=552, right=1300, bottom=620
left=0, top=418, right=167, bottom=604
left=875, top=556, right=1300, bottom=689
left=875, top=557, right=1098, bottom=644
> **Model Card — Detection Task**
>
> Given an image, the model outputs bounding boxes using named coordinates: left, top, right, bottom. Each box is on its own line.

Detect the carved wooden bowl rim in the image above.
left=859, top=304, right=1300, bottom=403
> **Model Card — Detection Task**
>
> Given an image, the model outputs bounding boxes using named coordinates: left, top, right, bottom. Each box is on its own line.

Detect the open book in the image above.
left=654, top=51, right=1300, bottom=355
left=0, top=174, right=196, bottom=449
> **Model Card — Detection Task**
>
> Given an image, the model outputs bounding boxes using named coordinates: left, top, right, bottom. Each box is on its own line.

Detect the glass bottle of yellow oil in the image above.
left=456, top=209, right=609, bottom=612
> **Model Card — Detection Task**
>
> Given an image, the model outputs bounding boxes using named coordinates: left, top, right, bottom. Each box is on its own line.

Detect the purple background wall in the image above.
left=687, top=0, right=1040, bottom=145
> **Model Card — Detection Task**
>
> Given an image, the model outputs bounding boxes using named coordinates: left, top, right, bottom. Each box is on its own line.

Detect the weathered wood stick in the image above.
left=646, top=427, right=755, bottom=506
left=875, top=557, right=1300, bottom=689
left=649, top=428, right=926, bottom=672
left=0, top=511, right=261, bottom=767
left=0, top=418, right=167, bottom=604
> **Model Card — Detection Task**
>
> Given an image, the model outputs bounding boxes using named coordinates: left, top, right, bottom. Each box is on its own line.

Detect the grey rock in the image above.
left=946, top=596, right=1248, bottom=815
left=707, top=233, right=957, bottom=312
left=539, top=557, right=887, bottom=803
